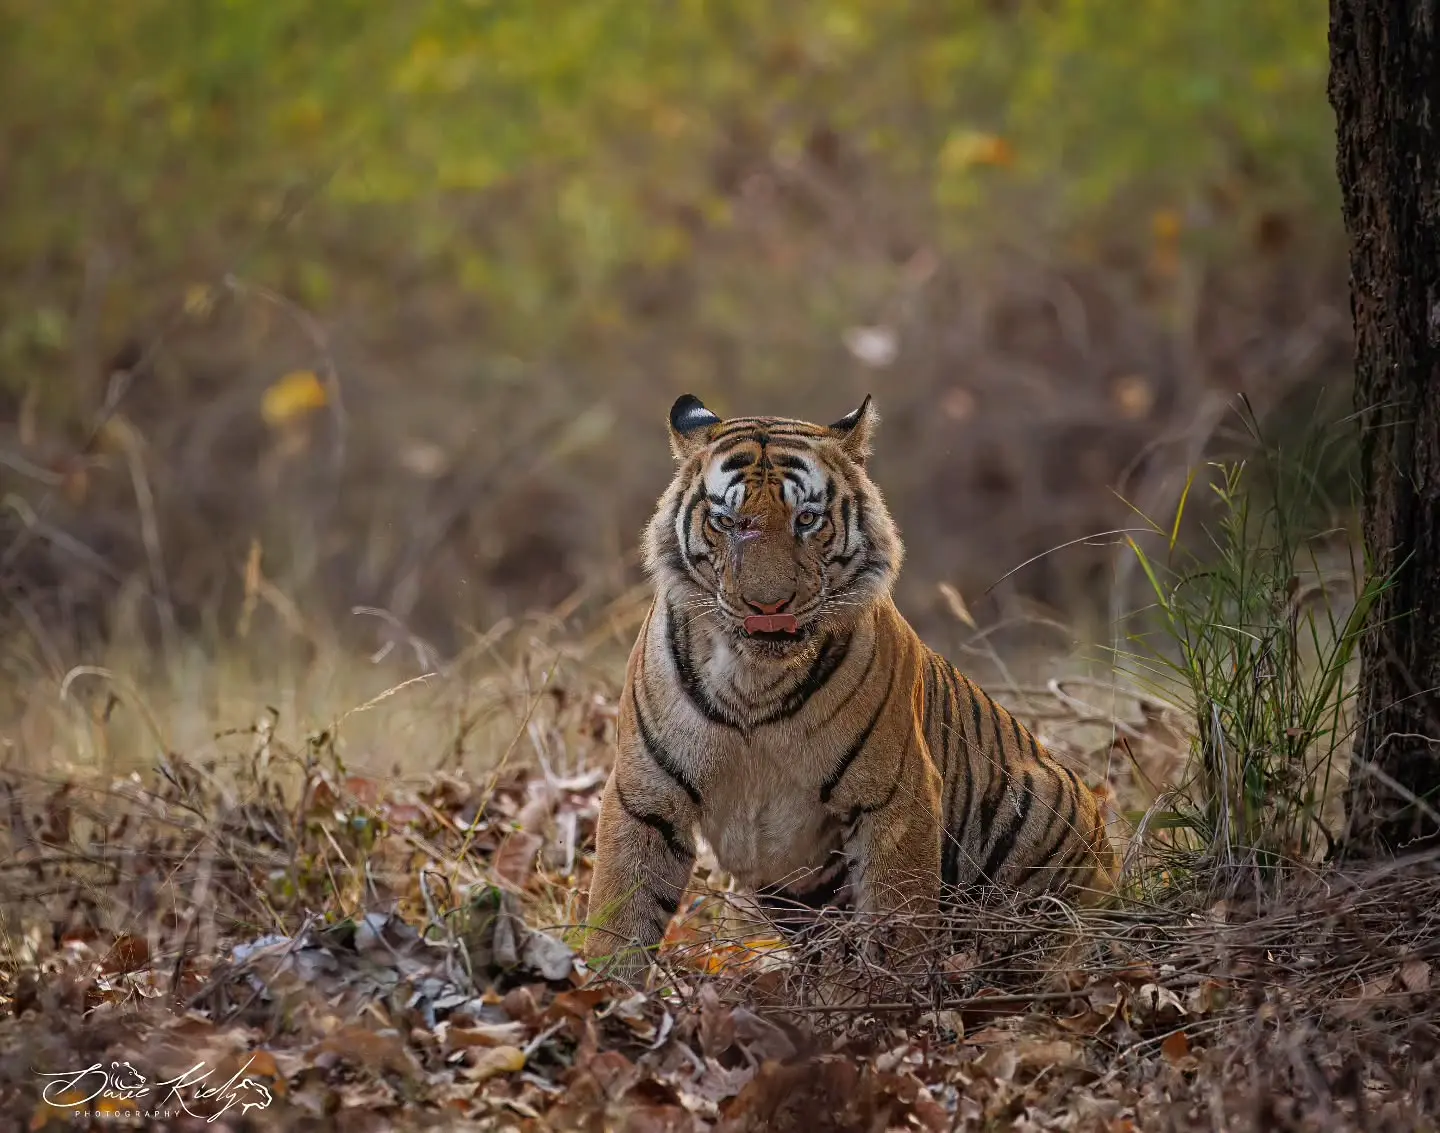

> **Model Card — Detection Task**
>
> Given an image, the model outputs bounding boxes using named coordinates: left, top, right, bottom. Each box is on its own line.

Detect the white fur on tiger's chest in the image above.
left=702, top=635, right=748, bottom=690
left=696, top=740, right=843, bottom=889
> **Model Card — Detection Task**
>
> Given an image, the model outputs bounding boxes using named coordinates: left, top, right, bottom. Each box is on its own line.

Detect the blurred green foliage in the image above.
left=0, top=0, right=1333, bottom=409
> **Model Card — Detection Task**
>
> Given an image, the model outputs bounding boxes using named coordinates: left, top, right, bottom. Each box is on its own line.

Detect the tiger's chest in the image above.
left=696, top=741, right=845, bottom=888
left=656, top=615, right=874, bottom=892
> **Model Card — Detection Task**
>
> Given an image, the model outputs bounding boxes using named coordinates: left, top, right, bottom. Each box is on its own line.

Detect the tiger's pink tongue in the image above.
left=743, top=613, right=799, bottom=635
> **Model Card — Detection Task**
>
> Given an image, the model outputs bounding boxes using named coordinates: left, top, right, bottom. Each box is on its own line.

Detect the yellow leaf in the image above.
left=939, top=130, right=1014, bottom=172
left=697, top=937, right=786, bottom=974
left=1151, top=209, right=1185, bottom=280
left=462, top=1044, right=526, bottom=1083
left=261, top=371, right=327, bottom=428
left=183, top=284, right=215, bottom=319
left=1152, top=209, right=1184, bottom=244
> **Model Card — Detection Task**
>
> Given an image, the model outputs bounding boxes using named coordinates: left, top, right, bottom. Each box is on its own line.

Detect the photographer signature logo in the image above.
left=38, top=1058, right=275, bottom=1123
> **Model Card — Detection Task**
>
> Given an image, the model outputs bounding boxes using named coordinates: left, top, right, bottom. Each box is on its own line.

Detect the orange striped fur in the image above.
left=584, top=396, right=1116, bottom=983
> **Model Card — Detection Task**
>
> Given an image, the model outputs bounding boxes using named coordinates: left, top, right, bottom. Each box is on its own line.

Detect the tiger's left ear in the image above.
left=828, top=395, right=877, bottom=465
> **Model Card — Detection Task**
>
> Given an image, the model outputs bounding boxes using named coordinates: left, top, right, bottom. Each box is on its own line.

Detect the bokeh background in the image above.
left=0, top=1, right=1354, bottom=705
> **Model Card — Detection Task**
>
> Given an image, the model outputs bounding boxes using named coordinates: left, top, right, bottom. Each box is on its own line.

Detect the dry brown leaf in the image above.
left=549, top=986, right=610, bottom=1021
left=238, top=1050, right=287, bottom=1096
left=1086, top=980, right=1125, bottom=1014
left=1205, top=901, right=1231, bottom=927
left=730, top=1007, right=798, bottom=1063
left=342, top=775, right=384, bottom=805
left=443, top=1021, right=529, bottom=1053
left=911, top=1094, right=952, bottom=1133
left=515, top=783, right=558, bottom=832
left=336, top=1078, right=401, bottom=1109
left=1114, top=961, right=1159, bottom=985
left=716, top=1058, right=871, bottom=1133
left=1058, top=1009, right=1114, bottom=1037
left=576, top=1049, right=641, bottom=1102
left=921, top=1008, right=965, bottom=1039
left=976, top=1045, right=1018, bottom=1083
left=1400, top=959, right=1431, bottom=993
left=1161, top=1031, right=1191, bottom=1064
left=501, top=984, right=543, bottom=1025
left=1332, top=971, right=1398, bottom=1021
left=621, top=1105, right=695, bottom=1133
left=941, top=949, right=979, bottom=983
left=310, top=1026, right=419, bottom=1078
left=382, top=801, right=426, bottom=826
left=1015, top=1039, right=1083, bottom=1072
left=100, top=934, right=149, bottom=974
left=1187, top=978, right=1230, bottom=1015
left=1133, top=983, right=1186, bottom=1026
left=689, top=1061, right=757, bottom=1105
left=699, top=983, right=736, bottom=1058
left=966, top=1024, right=1022, bottom=1046
left=493, top=829, right=545, bottom=886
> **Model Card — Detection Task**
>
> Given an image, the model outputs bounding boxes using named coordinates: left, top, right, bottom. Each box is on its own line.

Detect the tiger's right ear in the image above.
left=668, top=394, right=722, bottom=460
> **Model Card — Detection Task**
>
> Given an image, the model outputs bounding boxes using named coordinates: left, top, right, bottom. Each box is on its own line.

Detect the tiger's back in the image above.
left=584, top=396, right=1115, bottom=981
left=916, top=639, right=1117, bottom=900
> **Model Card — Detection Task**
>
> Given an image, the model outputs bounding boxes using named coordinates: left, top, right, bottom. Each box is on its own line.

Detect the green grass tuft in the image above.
left=1114, top=406, right=1389, bottom=893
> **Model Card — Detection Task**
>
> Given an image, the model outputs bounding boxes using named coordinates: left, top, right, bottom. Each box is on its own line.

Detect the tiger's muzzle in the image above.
left=742, top=594, right=799, bottom=638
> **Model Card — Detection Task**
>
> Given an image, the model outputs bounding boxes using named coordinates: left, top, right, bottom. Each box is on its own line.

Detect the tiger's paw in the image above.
left=582, top=944, right=657, bottom=991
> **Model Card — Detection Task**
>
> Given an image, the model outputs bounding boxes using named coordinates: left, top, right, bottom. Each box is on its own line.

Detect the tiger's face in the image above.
left=645, top=394, right=903, bottom=659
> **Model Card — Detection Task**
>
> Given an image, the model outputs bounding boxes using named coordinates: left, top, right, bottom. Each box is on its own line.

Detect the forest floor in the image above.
left=1, top=599, right=1438, bottom=1133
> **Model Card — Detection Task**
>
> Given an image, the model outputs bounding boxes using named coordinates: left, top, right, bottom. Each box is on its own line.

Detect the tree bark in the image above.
left=1330, top=0, right=1440, bottom=855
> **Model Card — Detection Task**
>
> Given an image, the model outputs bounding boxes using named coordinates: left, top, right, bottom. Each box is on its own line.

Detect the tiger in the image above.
left=583, top=394, right=1117, bottom=984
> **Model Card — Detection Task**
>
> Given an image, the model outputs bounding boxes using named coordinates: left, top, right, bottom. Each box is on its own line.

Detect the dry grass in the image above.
left=1, top=564, right=1436, bottom=1130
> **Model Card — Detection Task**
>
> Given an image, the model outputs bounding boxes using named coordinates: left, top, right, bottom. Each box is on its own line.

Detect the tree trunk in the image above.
left=1330, top=0, right=1440, bottom=855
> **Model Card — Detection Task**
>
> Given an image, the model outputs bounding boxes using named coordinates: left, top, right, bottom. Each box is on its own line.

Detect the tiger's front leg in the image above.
left=584, top=754, right=698, bottom=987
left=833, top=732, right=943, bottom=975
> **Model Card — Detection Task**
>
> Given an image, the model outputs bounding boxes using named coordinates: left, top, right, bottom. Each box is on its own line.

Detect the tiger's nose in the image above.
left=745, top=595, right=794, bottom=616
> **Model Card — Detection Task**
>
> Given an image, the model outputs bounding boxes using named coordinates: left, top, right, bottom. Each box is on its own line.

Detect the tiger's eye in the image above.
left=712, top=513, right=736, bottom=531
left=796, top=510, right=821, bottom=530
